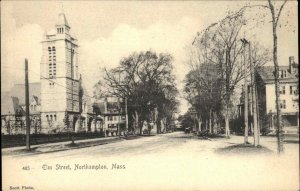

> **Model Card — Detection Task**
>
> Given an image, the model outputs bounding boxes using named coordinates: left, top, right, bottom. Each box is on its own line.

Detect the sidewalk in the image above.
left=2, top=135, right=141, bottom=157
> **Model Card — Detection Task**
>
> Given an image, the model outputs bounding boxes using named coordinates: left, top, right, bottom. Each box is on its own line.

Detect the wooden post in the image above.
left=249, top=42, right=259, bottom=146
left=125, top=98, right=128, bottom=135
left=25, top=59, right=30, bottom=150
left=243, top=42, right=249, bottom=144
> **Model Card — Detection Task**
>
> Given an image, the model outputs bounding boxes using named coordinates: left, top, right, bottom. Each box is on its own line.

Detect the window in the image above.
left=280, top=86, right=285, bottom=95
left=46, top=115, right=49, bottom=121
left=54, top=115, right=57, bottom=121
left=280, top=100, right=286, bottom=109
left=34, top=105, right=36, bottom=111
left=280, top=70, right=287, bottom=78
left=49, top=47, right=56, bottom=78
left=70, top=49, right=74, bottom=78
left=290, top=86, right=293, bottom=95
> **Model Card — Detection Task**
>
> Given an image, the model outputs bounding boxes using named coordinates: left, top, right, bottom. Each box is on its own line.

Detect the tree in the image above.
left=188, top=13, right=246, bottom=138
left=267, top=0, right=287, bottom=153
left=94, top=50, right=179, bottom=135
left=184, top=63, right=223, bottom=134
left=232, top=0, right=290, bottom=152
left=187, top=8, right=271, bottom=140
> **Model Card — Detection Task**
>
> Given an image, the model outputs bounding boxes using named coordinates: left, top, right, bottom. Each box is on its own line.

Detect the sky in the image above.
left=1, top=1, right=298, bottom=114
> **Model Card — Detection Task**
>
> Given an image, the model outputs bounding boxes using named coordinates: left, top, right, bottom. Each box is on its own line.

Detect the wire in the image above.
left=2, top=65, right=95, bottom=99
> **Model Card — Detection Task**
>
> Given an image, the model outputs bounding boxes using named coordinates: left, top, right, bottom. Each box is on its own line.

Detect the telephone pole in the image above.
left=241, top=39, right=249, bottom=144
left=249, top=41, right=259, bottom=147
left=125, top=97, right=128, bottom=135
left=25, top=59, right=31, bottom=150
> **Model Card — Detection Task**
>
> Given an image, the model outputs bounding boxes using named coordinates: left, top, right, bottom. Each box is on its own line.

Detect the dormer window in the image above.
left=280, top=70, right=287, bottom=78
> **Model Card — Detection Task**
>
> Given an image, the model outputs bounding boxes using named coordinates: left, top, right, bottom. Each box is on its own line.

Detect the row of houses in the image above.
left=237, top=56, right=299, bottom=134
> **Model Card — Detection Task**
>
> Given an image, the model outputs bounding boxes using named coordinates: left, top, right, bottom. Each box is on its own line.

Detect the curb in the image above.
left=2, top=135, right=144, bottom=157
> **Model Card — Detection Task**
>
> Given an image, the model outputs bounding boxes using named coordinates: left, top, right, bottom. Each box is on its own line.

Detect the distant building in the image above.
left=93, top=97, right=126, bottom=136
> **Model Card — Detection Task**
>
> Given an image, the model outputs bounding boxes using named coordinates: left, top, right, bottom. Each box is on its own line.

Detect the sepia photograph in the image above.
left=1, top=0, right=299, bottom=190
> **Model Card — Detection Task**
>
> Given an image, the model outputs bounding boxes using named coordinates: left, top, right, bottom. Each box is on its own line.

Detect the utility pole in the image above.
left=249, top=41, right=259, bottom=147
left=25, top=59, right=30, bottom=150
left=125, top=97, right=128, bottom=135
left=118, top=98, right=121, bottom=137
left=118, top=73, right=121, bottom=137
left=256, top=89, right=261, bottom=145
left=241, top=39, right=249, bottom=144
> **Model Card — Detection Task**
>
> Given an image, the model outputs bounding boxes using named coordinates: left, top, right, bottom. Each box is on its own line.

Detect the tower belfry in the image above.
left=40, top=11, right=80, bottom=133
left=56, top=10, right=70, bottom=34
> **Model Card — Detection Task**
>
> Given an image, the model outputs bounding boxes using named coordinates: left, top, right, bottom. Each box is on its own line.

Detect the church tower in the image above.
left=40, top=11, right=80, bottom=133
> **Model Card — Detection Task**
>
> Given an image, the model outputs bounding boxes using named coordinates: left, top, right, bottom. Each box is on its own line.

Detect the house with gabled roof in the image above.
left=1, top=83, right=41, bottom=134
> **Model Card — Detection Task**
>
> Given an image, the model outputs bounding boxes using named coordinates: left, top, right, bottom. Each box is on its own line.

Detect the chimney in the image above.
left=289, top=56, right=295, bottom=73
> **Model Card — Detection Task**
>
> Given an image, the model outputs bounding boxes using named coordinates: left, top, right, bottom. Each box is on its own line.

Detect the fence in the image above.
left=1, top=131, right=106, bottom=148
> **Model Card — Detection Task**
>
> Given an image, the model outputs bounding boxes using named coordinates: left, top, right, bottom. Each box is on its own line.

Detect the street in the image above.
left=2, top=132, right=299, bottom=190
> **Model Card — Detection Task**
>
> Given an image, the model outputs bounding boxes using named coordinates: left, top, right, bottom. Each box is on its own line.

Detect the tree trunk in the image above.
left=274, top=42, right=284, bottom=153
left=213, top=112, right=217, bottom=134
left=154, top=120, right=160, bottom=134
left=198, top=120, right=202, bottom=132
left=224, top=103, right=230, bottom=138
left=209, top=109, right=212, bottom=134
left=139, top=121, right=143, bottom=135
left=225, top=115, right=230, bottom=138
left=268, top=0, right=284, bottom=153
left=134, top=111, right=142, bottom=135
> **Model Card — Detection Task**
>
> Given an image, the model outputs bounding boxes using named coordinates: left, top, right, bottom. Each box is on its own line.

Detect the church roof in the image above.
left=9, top=83, right=41, bottom=105
left=56, top=13, right=70, bottom=27
left=1, top=83, right=41, bottom=115
left=1, top=92, right=16, bottom=115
